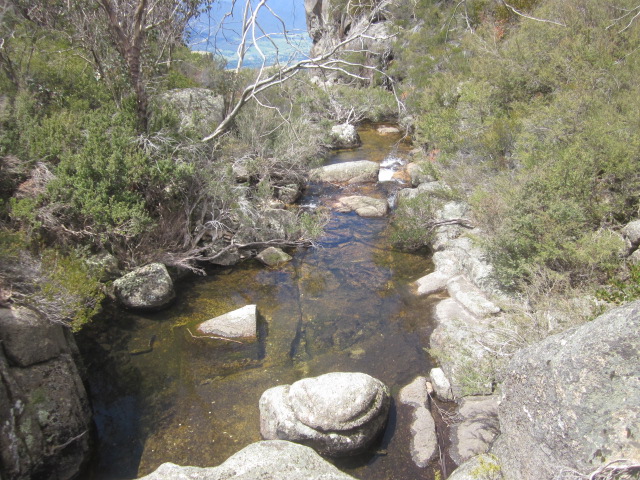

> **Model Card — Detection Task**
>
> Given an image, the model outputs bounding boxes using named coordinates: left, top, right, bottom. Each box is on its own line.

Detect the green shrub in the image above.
left=39, top=250, right=105, bottom=331
left=47, top=107, right=153, bottom=237
left=389, top=193, right=436, bottom=250
left=597, top=264, right=640, bottom=305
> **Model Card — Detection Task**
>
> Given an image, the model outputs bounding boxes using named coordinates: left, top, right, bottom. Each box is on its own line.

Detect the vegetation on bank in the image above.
left=391, top=0, right=639, bottom=297
left=0, top=1, right=369, bottom=329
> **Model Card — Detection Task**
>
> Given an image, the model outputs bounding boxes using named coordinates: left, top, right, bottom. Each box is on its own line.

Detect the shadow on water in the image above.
left=80, top=125, right=450, bottom=480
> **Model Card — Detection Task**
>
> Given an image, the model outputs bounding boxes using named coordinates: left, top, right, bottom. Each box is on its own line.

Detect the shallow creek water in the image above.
left=81, top=127, right=449, bottom=480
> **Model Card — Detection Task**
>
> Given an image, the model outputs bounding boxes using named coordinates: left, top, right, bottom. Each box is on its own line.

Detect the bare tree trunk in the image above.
left=98, top=0, right=149, bottom=132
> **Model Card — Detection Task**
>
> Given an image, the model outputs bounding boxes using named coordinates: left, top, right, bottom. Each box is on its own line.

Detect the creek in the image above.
left=80, top=126, right=450, bottom=480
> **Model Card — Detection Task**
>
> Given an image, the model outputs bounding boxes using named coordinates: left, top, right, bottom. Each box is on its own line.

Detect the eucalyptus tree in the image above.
left=2, top=0, right=214, bottom=131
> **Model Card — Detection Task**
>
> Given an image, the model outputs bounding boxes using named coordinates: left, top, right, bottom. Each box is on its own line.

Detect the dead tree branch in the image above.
left=501, top=0, right=566, bottom=27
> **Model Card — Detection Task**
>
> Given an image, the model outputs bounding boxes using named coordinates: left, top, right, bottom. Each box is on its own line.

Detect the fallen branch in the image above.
left=501, top=0, right=566, bottom=27
left=50, top=430, right=88, bottom=453
left=427, top=218, right=474, bottom=231
left=187, top=328, right=244, bottom=344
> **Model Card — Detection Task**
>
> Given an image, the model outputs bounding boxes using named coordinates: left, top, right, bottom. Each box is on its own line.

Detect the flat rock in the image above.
left=429, top=368, right=454, bottom=402
left=397, top=181, right=451, bottom=203
left=138, top=440, right=357, bottom=480
left=197, top=305, right=258, bottom=340
left=430, top=298, right=492, bottom=397
left=451, top=396, right=500, bottom=465
left=335, top=196, right=388, bottom=217
left=494, top=301, right=640, bottom=480
left=398, top=377, right=437, bottom=468
left=376, top=125, right=401, bottom=135
left=447, top=276, right=500, bottom=317
left=260, top=372, right=390, bottom=456
left=113, top=263, right=175, bottom=311
left=310, top=160, right=379, bottom=184
left=257, top=247, right=292, bottom=266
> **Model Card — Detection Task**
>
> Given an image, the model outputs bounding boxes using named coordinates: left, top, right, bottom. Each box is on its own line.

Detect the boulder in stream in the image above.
left=309, top=160, right=379, bottom=184
left=335, top=195, right=388, bottom=217
left=137, top=440, right=357, bottom=480
left=197, top=304, right=259, bottom=340
left=330, top=123, right=361, bottom=149
left=260, top=372, right=390, bottom=456
left=113, top=263, right=175, bottom=311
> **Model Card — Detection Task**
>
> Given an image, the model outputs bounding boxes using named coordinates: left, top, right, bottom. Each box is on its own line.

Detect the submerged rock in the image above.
left=138, top=440, right=357, bottom=480
left=494, top=301, right=640, bottom=480
left=330, top=123, right=361, bottom=149
left=197, top=304, right=259, bottom=340
left=310, top=160, right=379, bottom=184
left=257, top=247, right=292, bottom=267
left=377, top=125, right=401, bottom=135
left=260, top=372, right=390, bottom=456
left=335, top=195, right=388, bottom=217
left=113, top=263, right=175, bottom=311
left=398, top=376, right=437, bottom=468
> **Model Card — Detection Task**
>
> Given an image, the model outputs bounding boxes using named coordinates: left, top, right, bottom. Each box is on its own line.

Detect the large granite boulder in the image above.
left=138, top=440, right=357, bottom=480
left=493, top=301, right=640, bottom=480
left=260, top=372, right=390, bottom=456
left=0, top=306, right=92, bottom=480
left=196, top=305, right=258, bottom=340
left=310, top=160, right=379, bottom=184
left=113, top=263, right=175, bottom=311
left=156, top=88, right=225, bottom=136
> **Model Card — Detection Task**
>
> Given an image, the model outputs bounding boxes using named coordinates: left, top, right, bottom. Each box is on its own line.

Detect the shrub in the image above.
left=389, top=193, right=436, bottom=250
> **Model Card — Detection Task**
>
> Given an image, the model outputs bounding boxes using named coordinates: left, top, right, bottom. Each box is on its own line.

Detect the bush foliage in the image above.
left=393, top=0, right=640, bottom=290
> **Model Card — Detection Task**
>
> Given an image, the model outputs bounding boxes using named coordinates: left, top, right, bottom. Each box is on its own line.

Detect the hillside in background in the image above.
left=188, top=0, right=312, bottom=68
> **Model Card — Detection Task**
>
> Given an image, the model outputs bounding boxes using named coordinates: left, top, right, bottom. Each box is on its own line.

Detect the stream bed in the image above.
left=80, top=127, right=450, bottom=480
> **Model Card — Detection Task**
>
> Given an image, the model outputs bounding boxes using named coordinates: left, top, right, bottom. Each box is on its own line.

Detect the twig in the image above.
left=501, top=0, right=566, bottom=27
left=50, top=430, right=88, bottom=453
left=186, top=328, right=244, bottom=344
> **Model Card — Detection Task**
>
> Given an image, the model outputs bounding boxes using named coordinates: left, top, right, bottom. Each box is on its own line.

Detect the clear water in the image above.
left=81, top=127, right=449, bottom=480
